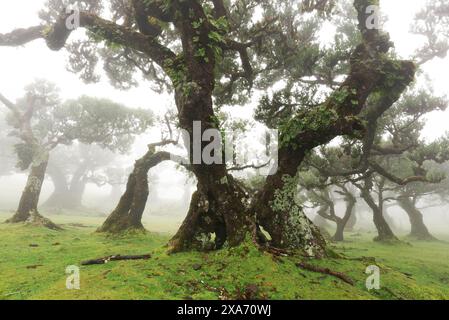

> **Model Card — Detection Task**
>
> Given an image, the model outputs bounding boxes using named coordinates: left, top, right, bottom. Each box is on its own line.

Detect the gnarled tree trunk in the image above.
left=332, top=196, right=356, bottom=242
left=168, top=87, right=250, bottom=252
left=253, top=148, right=327, bottom=257
left=5, top=153, right=60, bottom=230
left=97, top=150, right=172, bottom=233
left=333, top=190, right=357, bottom=241
left=360, top=189, right=397, bottom=242
left=398, top=195, right=435, bottom=240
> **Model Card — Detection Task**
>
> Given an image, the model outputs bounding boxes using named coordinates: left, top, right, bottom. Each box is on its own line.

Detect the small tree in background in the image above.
left=0, top=80, right=153, bottom=228
left=43, top=143, right=127, bottom=211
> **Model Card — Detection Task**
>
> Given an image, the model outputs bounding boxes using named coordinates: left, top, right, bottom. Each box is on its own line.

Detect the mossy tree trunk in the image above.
left=253, top=147, right=327, bottom=256
left=166, top=1, right=252, bottom=252
left=168, top=87, right=250, bottom=252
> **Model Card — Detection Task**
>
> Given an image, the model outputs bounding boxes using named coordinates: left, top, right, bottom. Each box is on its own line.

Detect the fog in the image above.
left=0, top=0, right=448, bottom=238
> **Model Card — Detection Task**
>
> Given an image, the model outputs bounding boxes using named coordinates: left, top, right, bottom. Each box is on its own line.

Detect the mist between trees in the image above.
left=0, top=0, right=448, bottom=282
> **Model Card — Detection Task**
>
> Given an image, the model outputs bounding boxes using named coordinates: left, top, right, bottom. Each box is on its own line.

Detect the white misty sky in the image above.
left=0, top=0, right=447, bottom=139
left=0, top=0, right=448, bottom=201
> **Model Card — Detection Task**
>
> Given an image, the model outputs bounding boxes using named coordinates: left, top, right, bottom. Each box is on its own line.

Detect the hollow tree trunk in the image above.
left=5, top=152, right=60, bottom=230
left=398, top=196, right=435, bottom=240
left=97, top=150, right=172, bottom=233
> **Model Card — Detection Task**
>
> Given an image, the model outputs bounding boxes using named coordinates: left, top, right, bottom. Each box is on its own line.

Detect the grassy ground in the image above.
left=0, top=212, right=448, bottom=300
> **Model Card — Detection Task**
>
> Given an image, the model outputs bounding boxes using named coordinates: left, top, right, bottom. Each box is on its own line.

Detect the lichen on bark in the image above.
left=270, top=175, right=327, bottom=257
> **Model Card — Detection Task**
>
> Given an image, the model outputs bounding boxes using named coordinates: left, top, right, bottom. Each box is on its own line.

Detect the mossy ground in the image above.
left=0, top=211, right=448, bottom=300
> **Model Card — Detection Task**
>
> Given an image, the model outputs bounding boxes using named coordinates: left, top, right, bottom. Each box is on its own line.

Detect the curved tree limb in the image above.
left=0, top=12, right=176, bottom=70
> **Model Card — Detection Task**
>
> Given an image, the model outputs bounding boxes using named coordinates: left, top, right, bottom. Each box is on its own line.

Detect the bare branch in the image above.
left=369, top=160, right=435, bottom=186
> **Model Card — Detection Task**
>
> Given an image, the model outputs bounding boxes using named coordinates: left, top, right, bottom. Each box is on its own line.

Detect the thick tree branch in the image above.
left=0, top=26, right=45, bottom=46
left=0, top=12, right=176, bottom=70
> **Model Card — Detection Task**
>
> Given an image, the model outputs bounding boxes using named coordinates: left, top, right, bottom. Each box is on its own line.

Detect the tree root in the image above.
left=296, top=261, right=355, bottom=286
left=6, top=210, right=62, bottom=230
left=260, top=245, right=291, bottom=257
left=81, top=254, right=151, bottom=265
left=26, top=211, right=62, bottom=230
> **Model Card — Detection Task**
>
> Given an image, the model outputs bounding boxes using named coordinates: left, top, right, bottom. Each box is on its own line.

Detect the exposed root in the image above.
left=296, top=261, right=355, bottom=286
left=5, top=210, right=62, bottom=230
left=263, top=246, right=291, bottom=257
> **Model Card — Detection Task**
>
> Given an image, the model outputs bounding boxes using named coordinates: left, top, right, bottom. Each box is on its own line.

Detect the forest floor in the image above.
left=0, top=211, right=448, bottom=300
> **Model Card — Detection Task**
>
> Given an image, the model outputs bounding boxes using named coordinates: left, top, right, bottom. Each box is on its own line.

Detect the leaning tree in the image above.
left=0, top=80, right=152, bottom=228
left=0, top=0, right=416, bottom=256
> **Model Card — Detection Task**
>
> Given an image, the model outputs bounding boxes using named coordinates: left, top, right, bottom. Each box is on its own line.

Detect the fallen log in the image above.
left=296, top=261, right=354, bottom=286
left=81, top=254, right=151, bottom=266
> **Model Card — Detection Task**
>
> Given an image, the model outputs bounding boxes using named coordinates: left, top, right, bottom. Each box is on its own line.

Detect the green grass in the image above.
left=0, top=212, right=448, bottom=300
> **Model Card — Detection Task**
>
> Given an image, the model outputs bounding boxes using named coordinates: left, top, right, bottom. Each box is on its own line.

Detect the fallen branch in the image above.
left=81, top=254, right=151, bottom=266
left=296, top=261, right=354, bottom=286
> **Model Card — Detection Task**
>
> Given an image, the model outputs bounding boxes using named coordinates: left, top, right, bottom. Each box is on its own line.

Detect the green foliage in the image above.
left=4, top=81, right=154, bottom=171
left=59, top=96, right=153, bottom=153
